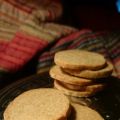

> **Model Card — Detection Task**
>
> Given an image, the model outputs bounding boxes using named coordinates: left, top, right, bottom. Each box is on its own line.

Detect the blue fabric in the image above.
left=116, top=0, right=120, bottom=12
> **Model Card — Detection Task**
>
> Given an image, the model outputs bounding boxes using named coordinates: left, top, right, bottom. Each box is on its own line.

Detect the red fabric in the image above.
left=0, top=41, right=9, bottom=52
left=0, top=32, right=48, bottom=71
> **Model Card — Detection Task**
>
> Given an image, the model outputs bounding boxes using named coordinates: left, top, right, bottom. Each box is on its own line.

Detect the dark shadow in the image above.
left=68, top=105, right=76, bottom=120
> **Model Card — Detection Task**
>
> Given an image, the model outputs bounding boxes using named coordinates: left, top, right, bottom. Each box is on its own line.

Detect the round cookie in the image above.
left=54, top=81, right=103, bottom=97
left=55, top=80, right=105, bottom=91
left=64, top=61, right=113, bottom=79
left=55, top=80, right=84, bottom=91
left=54, top=49, right=106, bottom=70
left=50, top=65, right=92, bottom=86
left=4, top=88, right=70, bottom=120
left=70, top=103, right=104, bottom=120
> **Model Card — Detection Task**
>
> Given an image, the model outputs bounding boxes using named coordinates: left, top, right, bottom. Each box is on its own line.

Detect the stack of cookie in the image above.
left=50, top=49, right=113, bottom=97
left=4, top=88, right=104, bottom=120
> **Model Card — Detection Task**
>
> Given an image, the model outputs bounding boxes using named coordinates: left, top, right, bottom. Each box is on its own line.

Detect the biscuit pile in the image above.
left=4, top=88, right=104, bottom=120
left=50, top=49, right=113, bottom=97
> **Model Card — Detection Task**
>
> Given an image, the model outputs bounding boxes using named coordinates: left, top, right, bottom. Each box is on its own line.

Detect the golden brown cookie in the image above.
left=63, top=61, right=113, bottom=79
left=70, top=103, right=104, bottom=120
left=4, top=88, right=70, bottom=120
left=54, top=81, right=101, bottom=97
left=55, top=80, right=105, bottom=91
left=55, top=80, right=84, bottom=91
left=54, top=49, right=106, bottom=70
left=50, top=65, right=92, bottom=86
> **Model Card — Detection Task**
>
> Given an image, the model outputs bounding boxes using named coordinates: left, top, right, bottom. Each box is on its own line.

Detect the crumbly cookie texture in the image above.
left=4, top=88, right=70, bottom=120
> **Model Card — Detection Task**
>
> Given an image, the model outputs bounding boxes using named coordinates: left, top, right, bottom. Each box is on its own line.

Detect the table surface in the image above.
left=0, top=72, right=120, bottom=120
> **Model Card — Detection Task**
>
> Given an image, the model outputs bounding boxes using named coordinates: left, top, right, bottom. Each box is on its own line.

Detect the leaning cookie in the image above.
left=54, top=49, right=106, bottom=70
left=63, top=61, right=113, bottom=79
left=54, top=81, right=104, bottom=97
left=50, top=65, right=93, bottom=86
left=70, top=103, right=104, bottom=120
left=55, top=80, right=105, bottom=91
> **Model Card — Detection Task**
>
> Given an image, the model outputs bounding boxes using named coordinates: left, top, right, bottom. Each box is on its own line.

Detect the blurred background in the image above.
left=61, top=0, right=120, bottom=30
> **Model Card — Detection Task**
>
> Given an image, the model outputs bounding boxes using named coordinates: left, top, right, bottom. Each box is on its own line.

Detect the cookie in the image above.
left=50, top=65, right=92, bottom=86
left=54, top=49, right=106, bottom=70
left=55, top=80, right=105, bottom=91
left=55, top=80, right=84, bottom=91
left=69, top=103, right=104, bottom=120
left=4, top=88, right=70, bottom=120
left=54, top=80, right=99, bottom=97
left=64, top=61, right=113, bottom=79
left=63, top=62, right=113, bottom=79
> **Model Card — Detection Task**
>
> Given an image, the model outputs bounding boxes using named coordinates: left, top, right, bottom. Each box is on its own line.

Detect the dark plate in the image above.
left=0, top=72, right=120, bottom=120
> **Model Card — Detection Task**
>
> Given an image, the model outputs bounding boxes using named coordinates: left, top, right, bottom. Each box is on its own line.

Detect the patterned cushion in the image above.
left=37, top=30, right=120, bottom=78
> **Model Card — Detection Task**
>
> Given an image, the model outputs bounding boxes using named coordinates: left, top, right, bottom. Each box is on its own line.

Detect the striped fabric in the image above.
left=0, top=32, right=49, bottom=71
left=0, top=0, right=66, bottom=73
left=37, top=30, right=120, bottom=78
left=104, top=31, right=120, bottom=77
left=0, top=0, right=119, bottom=80
left=0, top=0, right=63, bottom=45
left=0, top=20, right=18, bottom=41
left=0, top=0, right=63, bottom=42
left=0, top=0, right=33, bottom=26
left=0, top=18, right=77, bottom=72
left=0, top=0, right=62, bottom=25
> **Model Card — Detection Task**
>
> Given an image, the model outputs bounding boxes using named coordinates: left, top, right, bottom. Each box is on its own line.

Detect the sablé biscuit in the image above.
left=50, top=65, right=92, bottom=86
left=54, top=49, right=106, bottom=70
left=55, top=80, right=105, bottom=91
left=54, top=81, right=104, bottom=97
left=70, top=103, right=104, bottom=120
left=55, top=80, right=85, bottom=91
left=64, top=61, right=113, bottom=79
left=54, top=81, right=94, bottom=97
left=4, top=88, right=70, bottom=120
left=84, top=84, right=105, bottom=92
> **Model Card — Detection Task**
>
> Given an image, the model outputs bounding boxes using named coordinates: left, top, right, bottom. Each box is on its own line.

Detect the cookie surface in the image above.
left=54, top=81, right=97, bottom=97
left=50, top=65, right=92, bottom=86
left=54, top=49, right=106, bottom=70
left=64, top=61, right=113, bottom=79
left=70, top=103, right=104, bottom=120
left=55, top=80, right=105, bottom=91
left=4, top=88, right=70, bottom=120
left=55, top=80, right=84, bottom=91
